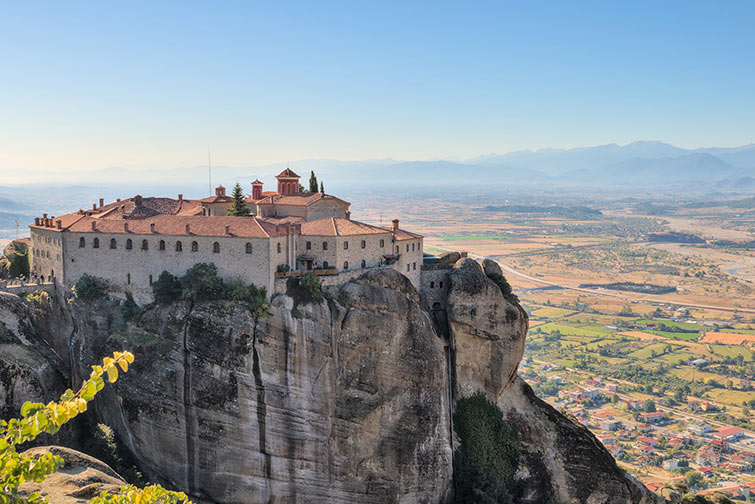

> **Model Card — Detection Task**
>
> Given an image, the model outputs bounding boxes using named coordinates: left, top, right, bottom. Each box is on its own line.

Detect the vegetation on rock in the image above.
left=0, top=350, right=190, bottom=504
left=152, top=271, right=183, bottom=304
left=453, top=391, right=519, bottom=504
left=487, top=271, right=519, bottom=304
left=0, top=242, right=29, bottom=279
left=73, top=274, right=108, bottom=302
left=285, top=273, right=323, bottom=307
left=179, top=263, right=224, bottom=301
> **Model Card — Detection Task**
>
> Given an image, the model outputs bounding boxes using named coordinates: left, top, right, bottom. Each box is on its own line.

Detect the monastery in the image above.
left=29, top=169, right=424, bottom=303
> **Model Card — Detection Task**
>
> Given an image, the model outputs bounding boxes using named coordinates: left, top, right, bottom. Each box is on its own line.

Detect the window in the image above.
left=110, top=238, right=117, bottom=249
left=407, top=264, right=410, bottom=272
left=142, top=239, right=149, bottom=250
left=361, top=259, right=366, bottom=268
left=395, top=245, right=399, bottom=254
left=149, top=274, right=153, bottom=285
left=126, top=239, right=133, bottom=250
left=191, top=241, right=198, bottom=252
left=306, top=241, right=311, bottom=250
left=406, top=244, right=409, bottom=252
left=380, top=239, right=385, bottom=247
left=439, top=281, right=443, bottom=288
left=176, top=241, right=183, bottom=252
left=323, top=242, right=328, bottom=250
left=413, top=262, right=416, bottom=270
left=412, top=243, right=415, bottom=251
left=277, top=243, right=282, bottom=253
left=430, top=281, right=435, bottom=288
left=343, top=261, right=349, bottom=270
left=323, top=261, right=329, bottom=269
left=79, top=237, right=85, bottom=248
left=93, top=238, right=99, bottom=249
left=127, top=273, right=131, bottom=285
left=159, top=240, right=166, bottom=251
left=246, top=242, right=253, bottom=254
left=344, top=241, right=349, bottom=250
left=361, top=240, right=366, bottom=249
left=213, top=242, right=220, bottom=253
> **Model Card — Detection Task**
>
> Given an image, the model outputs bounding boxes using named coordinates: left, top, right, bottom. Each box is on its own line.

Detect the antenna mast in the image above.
left=208, top=146, right=212, bottom=193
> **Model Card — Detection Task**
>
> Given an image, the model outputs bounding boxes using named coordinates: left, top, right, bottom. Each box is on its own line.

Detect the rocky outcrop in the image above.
left=0, top=264, right=663, bottom=504
left=19, top=446, right=126, bottom=504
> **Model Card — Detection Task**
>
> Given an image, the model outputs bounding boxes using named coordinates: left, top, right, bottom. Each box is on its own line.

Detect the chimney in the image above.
left=392, top=219, right=399, bottom=231
left=225, top=224, right=231, bottom=235
left=43, top=213, right=48, bottom=219
left=93, top=203, right=97, bottom=210
left=99, top=198, right=104, bottom=208
left=56, top=220, right=62, bottom=229
left=116, top=198, right=121, bottom=202
left=345, top=210, right=351, bottom=220
left=185, top=224, right=191, bottom=234
left=34, top=218, right=40, bottom=226
left=134, top=195, right=143, bottom=207
left=178, top=193, right=183, bottom=201
left=124, top=222, right=129, bottom=232
left=150, top=223, right=156, bottom=233
left=91, top=221, right=96, bottom=231
left=215, top=185, right=226, bottom=197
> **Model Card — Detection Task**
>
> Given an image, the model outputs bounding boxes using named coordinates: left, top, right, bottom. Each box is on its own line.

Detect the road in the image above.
left=428, top=245, right=755, bottom=314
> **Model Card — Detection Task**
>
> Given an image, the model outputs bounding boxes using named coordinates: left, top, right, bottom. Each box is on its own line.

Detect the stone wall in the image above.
left=393, top=237, right=423, bottom=287
left=29, top=228, right=64, bottom=284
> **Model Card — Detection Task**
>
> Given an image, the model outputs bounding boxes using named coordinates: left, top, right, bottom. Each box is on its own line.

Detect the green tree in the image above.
left=0, top=350, right=191, bottom=504
left=118, top=292, right=141, bottom=322
left=319, top=181, right=324, bottom=193
left=308, top=171, right=318, bottom=193
left=643, top=400, right=656, bottom=413
left=180, top=263, right=223, bottom=301
left=227, top=279, right=270, bottom=318
left=152, top=271, right=183, bottom=304
left=227, top=182, right=250, bottom=217
left=286, top=272, right=323, bottom=307
left=73, top=274, right=108, bottom=302
left=684, top=470, right=703, bottom=488
left=453, top=391, right=519, bottom=504
left=0, top=242, right=30, bottom=279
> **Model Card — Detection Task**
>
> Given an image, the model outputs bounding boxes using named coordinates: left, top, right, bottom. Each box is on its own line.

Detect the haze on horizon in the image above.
left=2, top=1, right=754, bottom=184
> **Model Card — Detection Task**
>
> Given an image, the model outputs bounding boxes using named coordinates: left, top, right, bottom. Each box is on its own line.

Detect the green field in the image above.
left=536, top=323, right=610, bottom=338
left=646, top=330, right=699, bottom=340
left=636, top=319, right=703, bottom=331
left=710, top=344, right=754, bottom=359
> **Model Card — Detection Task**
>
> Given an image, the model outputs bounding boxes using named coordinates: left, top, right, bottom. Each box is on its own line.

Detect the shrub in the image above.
left=119, top=292, right=141, bottom=322
left=181, top=263, right=223, bottom=301
left=152, top=271, right=183, bottom=304
left=487, top=272, right=519, bottom=304
left=453, top=391, right=519, bottom=504
left=83, top=423, right=144, bottom=485
left=227, top=279, right=269, bottom=318
left=73, top=274, right=108, bottom=302
left=0, top=242, right=29, bottom=279
left=286, top=272, right=323, bottom=307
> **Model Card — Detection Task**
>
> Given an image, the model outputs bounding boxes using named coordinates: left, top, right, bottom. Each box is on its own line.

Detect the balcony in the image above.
left=274, top=267, right=338, bottom=279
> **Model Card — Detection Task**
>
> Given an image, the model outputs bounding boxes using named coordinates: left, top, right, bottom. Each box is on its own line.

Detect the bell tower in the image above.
left=276, top=168, right=300, bottom=195
left=251, top=179, right=264, bottom=200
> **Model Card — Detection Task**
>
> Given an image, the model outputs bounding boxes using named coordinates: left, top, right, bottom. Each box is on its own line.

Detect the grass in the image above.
left=536, top=322, right=611, bottom=338
left=705, top=388, right=755, bottom=406
left=710, top=344, right=754, bottom=359
left=636, top=319, right=703, bottom=331
left=530, top=306, right=576, bottom=318
left=670, top=368, right=729, bottom=384
left=646, top=330, right=699, bottom=340
left=627, top=343, right=673, bottom=360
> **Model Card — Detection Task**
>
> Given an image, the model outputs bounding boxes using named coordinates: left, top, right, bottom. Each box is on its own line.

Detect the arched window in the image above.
left=344, top=241, right=349, bottom=250
left=159, top=240, right=166, bottom=251
left=176, top=241, right=183, bottom=252
left=322, top=242, right=328, bottom=250
left=126, top=239, right=133, bottom=250
left=412, top=243, right=415, bottom=251
left=380, top=239, right=385, bottom=247
left=110, top=238, right=117, bottom=249
left=142, top=239, right=149, bottom=250
left=246, top=242, right=253, bottom=254
left=191, top=241, right=198, bottom=252
left=213, top=242, right=220, bottom=253
left=361, top=259, right=366, bottom=268
left=323, top=261, right=329, bottom=269
left=277, top=243, right=281, bottom=253
left=406, top=244, right=409, bottom=252
left=79, top=237, right=85, bottom=248
left=361, top=240, right=366, bottom=249
left=306, top=241, right=311, bottom=250
left=93, top=238, right=99, bottom=249
left=343, top=261, right=348, bottom=270
left=430, top=281, right=435, bottom=288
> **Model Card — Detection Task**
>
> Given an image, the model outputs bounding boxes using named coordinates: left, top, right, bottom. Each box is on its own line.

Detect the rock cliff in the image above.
left=0, top=262, right=663, bottom=504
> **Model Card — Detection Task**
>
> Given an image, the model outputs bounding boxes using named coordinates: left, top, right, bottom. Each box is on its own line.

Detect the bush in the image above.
left=152, top=271, right=183, bottom=304
left=227, top=279, right=269, bottom=318
left=0, top=242, right=29, bottom=279
left=73, top=274, right=108, bottom=302
left=181, top=263, right=223, bottom=301
left=487, top=272, right=519, bottom=304
left=453, top=391, right=519, bottom=503
left=83, top=423, right=144, bottom=485
left=119, top=292, right=141, bottom=322
left=286, top=273, right=323, bottom=307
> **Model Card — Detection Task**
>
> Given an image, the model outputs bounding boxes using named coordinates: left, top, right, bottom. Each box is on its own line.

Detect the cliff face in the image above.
left=2, top=261, right=663, bottom=504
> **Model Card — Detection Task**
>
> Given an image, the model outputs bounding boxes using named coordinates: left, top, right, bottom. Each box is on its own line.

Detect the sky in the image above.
left=1, top=1, right=755, bottom=183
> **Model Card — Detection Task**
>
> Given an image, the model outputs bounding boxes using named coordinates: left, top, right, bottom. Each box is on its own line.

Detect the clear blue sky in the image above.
left=1, top=1, right=754, bottom=181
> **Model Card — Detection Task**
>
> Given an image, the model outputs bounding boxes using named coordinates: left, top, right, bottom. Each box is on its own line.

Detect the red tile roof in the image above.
left=64, top=215, right=283, bottom=238
left=277, top=168, right=300, bottom=178
left=301, top=218, right=389, bottom=237
left=381, top=226, right=423, bottom=241
left=255, top=192, right=349, bottom=207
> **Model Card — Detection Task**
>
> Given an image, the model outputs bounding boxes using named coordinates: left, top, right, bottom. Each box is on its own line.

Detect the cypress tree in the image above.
left=227, top=182, right=250, bottom=217
left=308, top=171, right=319, bottom=193
left=320, top=181, right=324, bottom=193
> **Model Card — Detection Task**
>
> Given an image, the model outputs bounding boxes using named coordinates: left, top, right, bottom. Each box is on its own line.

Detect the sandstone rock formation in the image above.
left=0, top=263, right=664, bottom=504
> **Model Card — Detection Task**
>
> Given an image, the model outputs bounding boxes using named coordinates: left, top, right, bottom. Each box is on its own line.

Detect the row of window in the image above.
left=32, top=248, right=59, bottom=261
left=305, top=239, right=387, bottom=251
left=406, top=262, right=417, bottom=272
left=79, top=237, right=254, bottom=254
